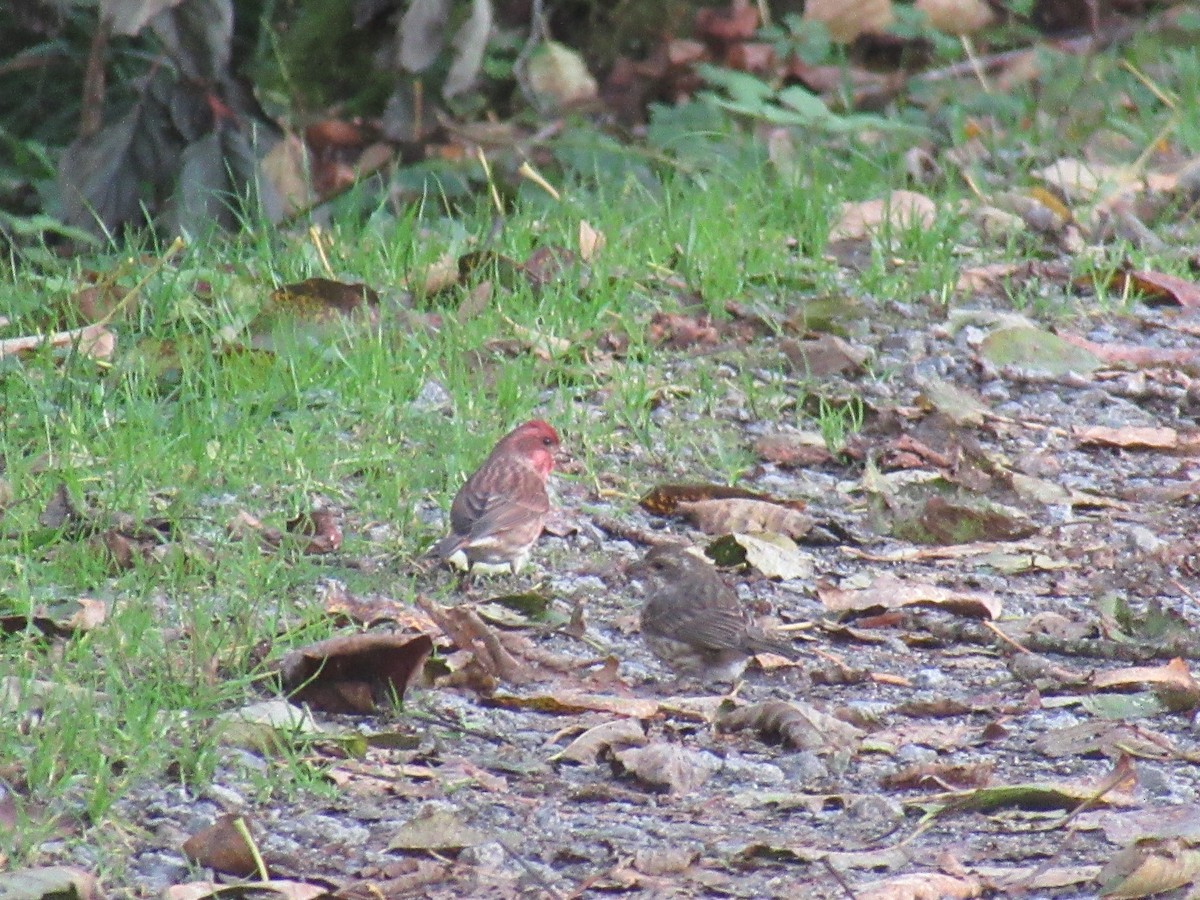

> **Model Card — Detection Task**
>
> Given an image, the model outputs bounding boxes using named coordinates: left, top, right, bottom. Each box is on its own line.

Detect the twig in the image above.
left=821, top=856, right=858, bottom=900
left=914, top=26, right=1136, bottom=86
left=983, top=620, right=1033, bottom=655
left=588, top=513, right=673, bottom=550
left=80, top=19, right=111, bottom=138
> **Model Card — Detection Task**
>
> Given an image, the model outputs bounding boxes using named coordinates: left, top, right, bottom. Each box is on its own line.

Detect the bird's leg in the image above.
left=455, top=569, right=478, bottom=595
left=724, top=676, right=745, bottom=702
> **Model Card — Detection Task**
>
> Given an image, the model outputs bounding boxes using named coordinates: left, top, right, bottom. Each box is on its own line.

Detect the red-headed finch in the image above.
left=632, top=545, right=794, bottom=684
left=433, top=419, right=561, bottom=576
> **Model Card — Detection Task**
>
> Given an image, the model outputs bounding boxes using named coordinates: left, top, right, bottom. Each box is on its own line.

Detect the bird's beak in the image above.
left=553, top=447, right=574, bottom=470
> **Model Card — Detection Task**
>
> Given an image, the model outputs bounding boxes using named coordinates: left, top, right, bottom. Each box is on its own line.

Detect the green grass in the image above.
left=2, top=35, right=1198, bottom=880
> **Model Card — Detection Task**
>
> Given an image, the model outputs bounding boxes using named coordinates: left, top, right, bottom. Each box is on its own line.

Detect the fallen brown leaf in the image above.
left=278, top=632, right=434, bottom=714
left=181, top=814, right=260, bottom=878
left=818, top=575, right=1003, bottom=619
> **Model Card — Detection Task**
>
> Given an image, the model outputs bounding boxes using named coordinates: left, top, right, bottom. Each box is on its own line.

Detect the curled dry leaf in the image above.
left=1057, top=332, right=1200, bottom=372
left=166, top=880, right=329, bottom=900
left=915, top=0, right=996, bottom=33
left=227, top=509, right=283, bottom=548
left=286, top=506, right=343, bottom=554
left=641, top=483, right=805, bottom=516
left=278, top=632, right=434, bottom=714
left=804, top=0, right=894, bottom=42
left=828, top=190, right=935, bottom=242
left=322, top=584, right=439, bottom=631
left=0, top=867, right=99, bottom=900
left=818, top=575, right=1003, bottom=619
left=1096, top=838, right=1200, bottom=899
left=578, top=220, right=606, bottom=262
left=181, top=814, right=259, bottom=878
left=1092, top=658, right=1200, bottom=711
left=707, top=531, right=813, bottom=580
left=611, top=743, right=720, bottom=795
left=676, top=497, right=813, bottom=539
left=754, top=432, right=833, bottom=468
left=1033, top=720, right=1186, bottom=762
left=552, top=718, right=648, bottom=765
left=647, top=311, right=720, bottom=349
left=856, top=872, right=984, bottom=900
left=416, top=595, right=534, bottom=685
left=717, top=700, right=864, bottom=752
left=0, top=597, right=108, bottom=638
left=1091, top=268, right=1200, bottom=309
left=1074, top=425, right=1200, bottom=453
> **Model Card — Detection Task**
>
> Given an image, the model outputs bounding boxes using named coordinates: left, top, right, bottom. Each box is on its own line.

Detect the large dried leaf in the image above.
left=611, top=744, right=720, bottom=795
left=488, top=690, right=668, bottom=721
left=212, top=699, right=326, bottom=754
left=856, top=872, right=984, bottom=900
left=525, top=41, right=598, bottom=109
left=804, top=0, right=894, bottom=42
left=1093, top=268, right=1200, bottom=309
left=707, top=531, right=813, bottom=580
left=829, top=191, right=935, bottom=242
left=979, top=326, right=1102, bottom=376
left=0, top=866, right=98, bottom=900
left=1074, top=426, right=1200, bottom=453
left=388, top=807, right=487, bottom=851
left=675, top=497, right=813, bottom=539
left=417, top=596, right=534, bottom=685
left=1097, top=838, right=1200, bottom=899
left=818, top=575, right=1002, bottom=619
left=181, top=814, right=258, bottom=877
left=1093, top=658, right=1200, bottom=711
left=640, top=483, right=805, bottom=516
left=915, top=0, right=996, bottom=33
left=551, top=719, right=648, bottom=765
left=780, top=334, right=871, bottom=376
left=717, top=700, right=863, bottom=752
left=278, top=632, right=434, bottom=714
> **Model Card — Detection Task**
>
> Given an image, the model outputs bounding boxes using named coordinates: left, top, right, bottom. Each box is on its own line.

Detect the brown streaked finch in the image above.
left=632, top=544, right=795, bottom=685
left=432, top=419, right=561, bottom=576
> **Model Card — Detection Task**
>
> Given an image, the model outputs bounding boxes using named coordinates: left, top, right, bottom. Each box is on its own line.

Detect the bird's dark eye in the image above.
left=542, top=436, right=554, bottom=446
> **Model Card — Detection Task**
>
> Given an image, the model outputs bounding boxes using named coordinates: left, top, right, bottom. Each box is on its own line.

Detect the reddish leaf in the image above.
left=181, top=814, right=259, bottom=878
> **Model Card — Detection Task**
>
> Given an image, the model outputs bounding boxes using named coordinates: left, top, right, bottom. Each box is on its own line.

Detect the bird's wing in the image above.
left=451, top=465, right=549, bottom=542
left=643, top=597, right=752, bottom=653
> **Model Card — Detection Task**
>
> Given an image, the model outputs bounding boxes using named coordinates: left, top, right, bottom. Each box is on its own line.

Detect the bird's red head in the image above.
left=500, top=419, right=561, bottom=477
